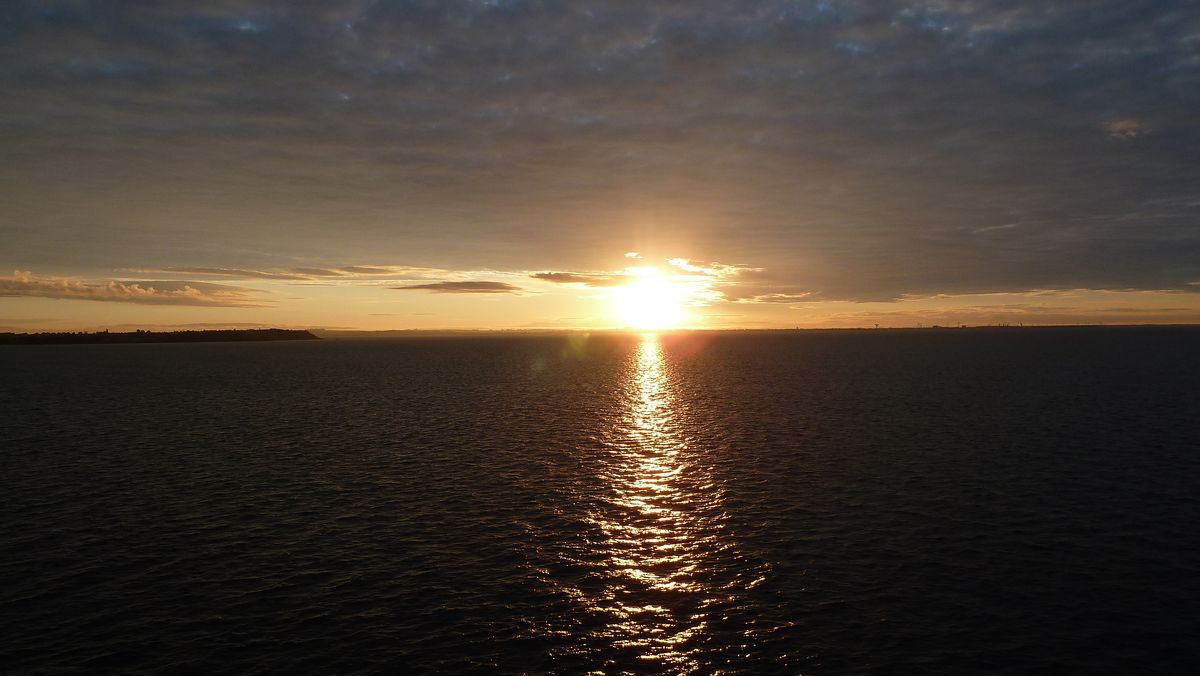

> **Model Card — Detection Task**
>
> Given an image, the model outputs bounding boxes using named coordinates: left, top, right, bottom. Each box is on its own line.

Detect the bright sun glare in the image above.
left=612, top=269, right=689, bottom=330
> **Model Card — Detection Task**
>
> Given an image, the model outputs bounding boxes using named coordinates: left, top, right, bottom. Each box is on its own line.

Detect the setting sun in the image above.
left=612, top=269, right=689, bottom=330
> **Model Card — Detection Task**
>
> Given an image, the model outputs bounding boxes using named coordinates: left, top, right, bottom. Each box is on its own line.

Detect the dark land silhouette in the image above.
left=0, top=328, right=319, bottom=345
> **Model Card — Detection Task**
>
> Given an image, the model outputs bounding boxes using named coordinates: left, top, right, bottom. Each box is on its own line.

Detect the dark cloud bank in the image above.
left=1, top=1, right=1198, bottom=302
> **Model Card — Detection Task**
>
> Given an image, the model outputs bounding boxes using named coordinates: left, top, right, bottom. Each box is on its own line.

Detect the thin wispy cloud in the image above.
left=340, top=266, right=413, bottom=276
left=128, top=265, right=447, bottom=282
left=531, top=272, right=629, bottom=287
left=1105, top=118, right=1145, bottom=140
left=288, top=267, right=346, bottom=277
left=131, top=267, right=310, bottom=281
left=736, top=293, right=816, bottom=304
left=392, top=281, right=522, bottom=294
left=0, top=271, right=264, bottom=307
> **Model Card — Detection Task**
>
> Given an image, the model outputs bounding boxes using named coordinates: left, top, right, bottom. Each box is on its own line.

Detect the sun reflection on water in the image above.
left=576, top=333, right=732, bottom=672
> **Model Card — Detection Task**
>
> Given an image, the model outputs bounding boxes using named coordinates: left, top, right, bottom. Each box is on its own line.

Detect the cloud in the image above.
left=127, top=264, right=447, bottom=282
left=134, top=266, right=310, bottom=281
left=532, top=259, right=768, bottom=309
left=340, top=265, right=406, bottom=275
left=289, top=267, right=346, bottom=277
left=0, top=271, right=264, bottom=307
left=534, top=259, right=756, bottom=289
left=2, top=1, right=1199, bottom=305
left=311, top=265, right=447, bottom=281
left=736, top=293, right=816, bottom=304
left=391, top=281, right=521, bottom=293
left=531, top=272, right=629, bottom=287
left=1105, top=118, right=1144, bottom=140
left=665, top=259, right=761, bottom=278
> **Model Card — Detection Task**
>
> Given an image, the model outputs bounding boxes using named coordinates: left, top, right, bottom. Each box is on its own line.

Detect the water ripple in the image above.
left=2, top=329, right=1198, bottom=673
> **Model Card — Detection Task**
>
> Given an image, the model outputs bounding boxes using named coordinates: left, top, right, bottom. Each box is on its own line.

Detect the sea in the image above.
left=2, top=327, right=1198, bottom=674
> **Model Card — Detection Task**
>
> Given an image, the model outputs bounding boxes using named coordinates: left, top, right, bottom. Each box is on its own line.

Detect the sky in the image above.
left=2, top=0, right=1199, bottom=331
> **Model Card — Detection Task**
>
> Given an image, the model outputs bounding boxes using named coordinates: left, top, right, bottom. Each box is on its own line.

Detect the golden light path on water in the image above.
left=576, top=333, right=740, bottom=672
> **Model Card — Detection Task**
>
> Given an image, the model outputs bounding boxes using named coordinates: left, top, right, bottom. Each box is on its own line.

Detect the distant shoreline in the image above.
left=0, top=328, right=320, bottom=345
left=310, top=324, right=1200, bottom=339
left=3, top=325, right=1197, bottom=344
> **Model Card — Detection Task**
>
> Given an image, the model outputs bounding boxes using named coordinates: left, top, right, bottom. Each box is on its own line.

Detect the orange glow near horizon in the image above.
left=611, top=267, right=691, bottom=331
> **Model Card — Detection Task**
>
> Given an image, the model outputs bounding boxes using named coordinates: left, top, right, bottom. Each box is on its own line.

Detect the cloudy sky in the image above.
left=3, top=0, right=1199, bottom=330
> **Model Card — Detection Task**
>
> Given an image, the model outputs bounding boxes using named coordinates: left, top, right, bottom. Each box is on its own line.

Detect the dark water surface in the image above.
left=2, top=328, right=1198, bottom=673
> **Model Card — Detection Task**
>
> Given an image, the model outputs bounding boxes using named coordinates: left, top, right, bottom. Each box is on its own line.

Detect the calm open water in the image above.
left=2, top=328, right=1198, bottom=674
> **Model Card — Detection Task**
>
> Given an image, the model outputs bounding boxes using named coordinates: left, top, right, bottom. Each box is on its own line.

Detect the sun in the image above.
left=612, top=269, right=689, bottom=330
